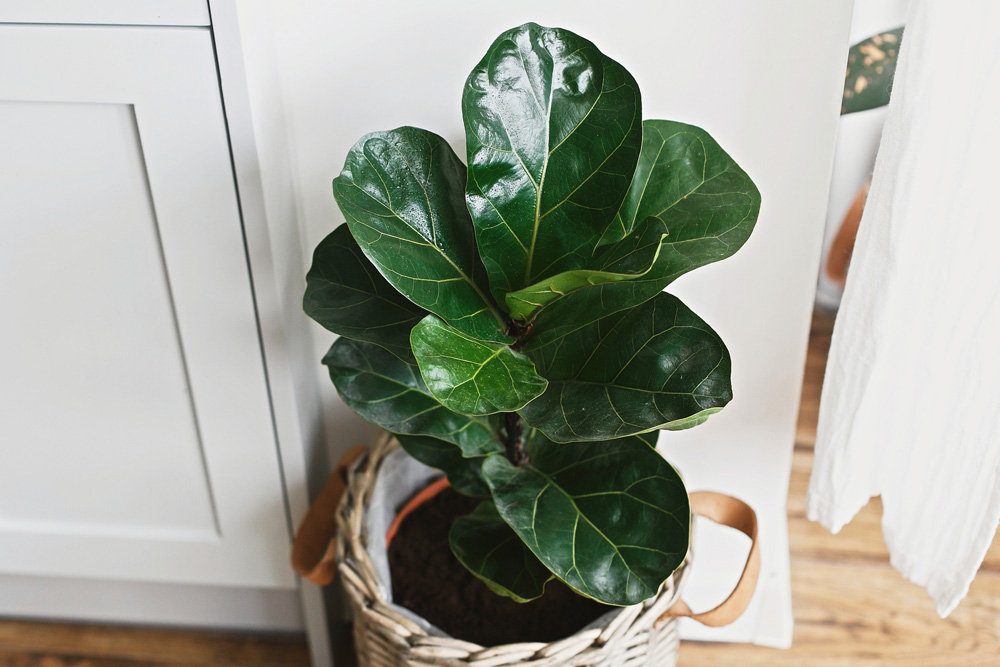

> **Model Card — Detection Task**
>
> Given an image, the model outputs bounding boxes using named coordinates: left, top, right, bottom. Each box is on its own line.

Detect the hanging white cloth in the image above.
left=807, top=0, right=1000, bottom=617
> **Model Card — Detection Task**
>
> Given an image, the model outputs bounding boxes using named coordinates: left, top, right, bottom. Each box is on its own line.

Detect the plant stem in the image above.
left=507, top=320, right=533, bottom=352
left=503, top=412, right=527, bottom=466
left=503, top=315, right=531, bottom=464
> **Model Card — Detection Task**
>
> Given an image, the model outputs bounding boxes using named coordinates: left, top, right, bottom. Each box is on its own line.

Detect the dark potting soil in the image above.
left=387, top=485, right=614, bottom=647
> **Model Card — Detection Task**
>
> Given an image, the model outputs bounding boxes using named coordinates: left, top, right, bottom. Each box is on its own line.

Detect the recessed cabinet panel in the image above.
left=0, top=25, right=295, bottom=589
left=0, top=100, right=219, bottom=540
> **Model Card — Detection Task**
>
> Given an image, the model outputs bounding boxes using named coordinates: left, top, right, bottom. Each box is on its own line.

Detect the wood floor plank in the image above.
left=0, top=649, right=194, bottom=667
left=681, top=560, right=1000, bottom=666
left=0, top=621, right=309, bottom=666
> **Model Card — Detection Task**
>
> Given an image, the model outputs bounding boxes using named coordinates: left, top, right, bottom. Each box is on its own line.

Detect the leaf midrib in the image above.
left=547, top=377, right=727, bottom=399
left=521, top=44, right=611, bottom=286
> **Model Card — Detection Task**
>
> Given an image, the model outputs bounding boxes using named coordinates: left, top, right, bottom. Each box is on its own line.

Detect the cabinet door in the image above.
left=0, top=25, right=296, bottom=589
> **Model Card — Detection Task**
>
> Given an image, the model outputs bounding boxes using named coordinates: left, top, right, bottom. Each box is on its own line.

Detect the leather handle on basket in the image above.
left=290, top=446, right=366, bottom=586
left=656, top=491, right=760, bottom=628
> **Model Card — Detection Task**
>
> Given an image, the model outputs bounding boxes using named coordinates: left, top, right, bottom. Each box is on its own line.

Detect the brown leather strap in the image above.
left=656, top=491, right=760, bottom=628
left=290, top=446, right=366, bottom=586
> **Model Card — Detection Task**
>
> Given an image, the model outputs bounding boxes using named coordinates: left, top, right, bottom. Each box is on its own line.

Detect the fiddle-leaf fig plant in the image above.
left=305, top=22, right=760, bottom=607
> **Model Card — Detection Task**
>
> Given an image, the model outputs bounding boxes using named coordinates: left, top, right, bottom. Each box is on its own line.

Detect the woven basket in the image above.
left=292, top=433, right=760, bottom=667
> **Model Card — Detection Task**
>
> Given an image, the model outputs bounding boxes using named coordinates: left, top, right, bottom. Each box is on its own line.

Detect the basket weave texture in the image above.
left=335, top=434, right=691, bottom=667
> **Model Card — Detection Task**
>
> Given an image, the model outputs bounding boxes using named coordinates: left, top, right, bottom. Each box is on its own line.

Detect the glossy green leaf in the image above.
left=333, top=127, right=509, bottom=342
left=510, top=119, right=759, bottom=327
left=304, top=224, right=427, bottom=358
left=504, top=215, right=668, bottom=323
left=463, top=23, right=642, bottom=301
left=605, top=119, right=760, bottom=248
left=483, top=432, right=690, bottom=606
left=410, top=315, right=547, bottom=416
left=519, top=292, right=732, bottom=442
left=396, top=434, right=490, bottom=497
left=323, top=338, right=503, bottom=457
left=450, top=501, right=553, bottom=602
left=842, top=27, right=903, bottom=114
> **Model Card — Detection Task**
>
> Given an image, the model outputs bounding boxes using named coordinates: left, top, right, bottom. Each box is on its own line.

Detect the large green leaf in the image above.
left=395, top=434, right=490, bottom=497
left=410, top=315, right=547, bottom=416
left=504, top=215, right=669, bottom=323
left=323, top=338, right=503, bottom=457
left=508, top=120, right=759, bottom=327
left=607, top=119, right=760, bottom=246
left=483, top=433, right=689, bottom=606
left=304, top=224, right=427, bottom=358
left=842, top=28, right=903, bottom=115
left=463, top=23, right=642, bottom=301
left=518, top=292, right=732, bottom=442
left=450, top=501, right=553, bottom=602
left=332, top=127, right=509, bottom=343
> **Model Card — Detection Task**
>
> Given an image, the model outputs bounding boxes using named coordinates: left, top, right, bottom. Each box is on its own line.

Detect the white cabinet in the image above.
left=0, top=0, right=211, bottom=25
left=0, top=23, right=294, bottom=589
left=0, top=10, right=309, bottom=633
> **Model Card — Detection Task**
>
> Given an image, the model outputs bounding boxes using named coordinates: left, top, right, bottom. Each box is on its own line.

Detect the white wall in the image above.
left=817, top=0, right=912, bottom=309
left=262, top=0, right=856, bottom=648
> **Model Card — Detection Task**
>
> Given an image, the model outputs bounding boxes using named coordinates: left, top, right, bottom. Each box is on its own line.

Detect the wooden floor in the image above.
left=2, top=310, right=999, bottom=666
left=0, top=620, right=310, bottom=666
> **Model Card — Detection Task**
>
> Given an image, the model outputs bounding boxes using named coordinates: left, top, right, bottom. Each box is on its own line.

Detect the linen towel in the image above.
left=807, top=0, right=1000, bottom=616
